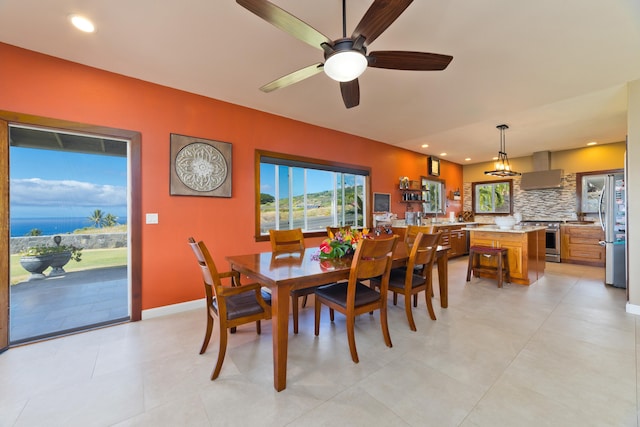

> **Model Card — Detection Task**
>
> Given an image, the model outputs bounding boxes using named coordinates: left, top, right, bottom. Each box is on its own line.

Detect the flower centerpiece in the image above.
left=319, top=228, right=369, bottom=259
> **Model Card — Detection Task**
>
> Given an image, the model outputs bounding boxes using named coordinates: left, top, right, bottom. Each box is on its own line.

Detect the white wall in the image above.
left=626, top=79, right=640, bottom=313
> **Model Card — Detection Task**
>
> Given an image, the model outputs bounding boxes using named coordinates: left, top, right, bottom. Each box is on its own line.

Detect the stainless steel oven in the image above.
left=522, top=220, right=561, bottom=262
left=544, top=224, right=561, bottom=262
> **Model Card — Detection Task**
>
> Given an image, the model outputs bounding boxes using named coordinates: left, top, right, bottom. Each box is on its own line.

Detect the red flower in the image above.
left=320, top=240, right=332, bottom=254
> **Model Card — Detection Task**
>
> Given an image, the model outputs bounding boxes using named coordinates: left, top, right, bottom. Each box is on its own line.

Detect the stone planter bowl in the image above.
left=19, top=255, right=53, bottom=280
left=48, top=251, right=72, bottom=276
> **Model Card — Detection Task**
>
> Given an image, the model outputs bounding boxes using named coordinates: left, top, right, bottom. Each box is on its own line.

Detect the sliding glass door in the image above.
left=8, top=125, right=130, bottom=344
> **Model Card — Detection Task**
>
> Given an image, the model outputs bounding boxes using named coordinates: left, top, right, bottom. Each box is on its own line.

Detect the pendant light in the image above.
left=484, top=124, right=521, bottom=177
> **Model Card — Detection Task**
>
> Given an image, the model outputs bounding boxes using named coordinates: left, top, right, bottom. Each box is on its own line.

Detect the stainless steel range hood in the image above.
left=520, top=151, right=563, bottom=190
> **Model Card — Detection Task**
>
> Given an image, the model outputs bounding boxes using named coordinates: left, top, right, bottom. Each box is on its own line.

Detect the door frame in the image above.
left=0, top=111, right=142, bottom=352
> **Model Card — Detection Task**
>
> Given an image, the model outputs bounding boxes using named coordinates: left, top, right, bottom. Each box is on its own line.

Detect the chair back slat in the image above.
left=351, top=236, right=398, bottom=282
left=188, top=237, right=221, bottom=301
left=269, top=228, right=305, bottom=253
left=405, top=231, right=442, bottom=287
left=344, top=235, right=397, bottom=310
left=411, top=232, right=441, bottom=264
left=405, top=225, right=435, bottom=246
left=188, top=237, right=207, bottom=264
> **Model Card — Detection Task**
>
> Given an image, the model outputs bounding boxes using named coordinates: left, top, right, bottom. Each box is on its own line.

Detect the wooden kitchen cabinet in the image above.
left=437, top=226, right=450, bottom=247
left=451, top=226, right=468, bottom=256
left=434, top=224, right=468, bottom=258
left=468, top=228, right=545, bottom=285
left=560, top=225, right=605, bottom=267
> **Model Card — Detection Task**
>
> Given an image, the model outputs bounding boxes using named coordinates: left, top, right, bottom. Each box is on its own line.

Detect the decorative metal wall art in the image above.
left=170, top=134, right=232, bottom=197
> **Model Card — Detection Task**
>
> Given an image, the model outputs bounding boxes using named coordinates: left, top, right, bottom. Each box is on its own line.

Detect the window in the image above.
left=421, top=177, right=445, bottom=213
left=576, top=169, right=623, bottom=213
left=472, top=179, right=513, bottom=214
left=256, top=150, right=370, bottom=238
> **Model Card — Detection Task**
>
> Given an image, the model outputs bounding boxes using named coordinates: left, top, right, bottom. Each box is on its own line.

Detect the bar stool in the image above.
left=466, top=246, right=511, bottom=288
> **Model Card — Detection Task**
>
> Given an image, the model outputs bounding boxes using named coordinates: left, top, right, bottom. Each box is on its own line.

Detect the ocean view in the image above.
left=10, top=217, right=127, bottom=237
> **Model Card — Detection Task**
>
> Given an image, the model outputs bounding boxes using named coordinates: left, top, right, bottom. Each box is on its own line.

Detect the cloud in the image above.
left=10, top=178, right=127, bottom=208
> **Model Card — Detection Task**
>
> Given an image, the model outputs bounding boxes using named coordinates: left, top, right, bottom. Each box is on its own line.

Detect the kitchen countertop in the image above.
left=392, top=222, right=478, bottom=227
left=560, top=222, right=601, bottom=227
left=432, top=221, right=478, bottom=226
left=463, top=225, right=547, bottom=234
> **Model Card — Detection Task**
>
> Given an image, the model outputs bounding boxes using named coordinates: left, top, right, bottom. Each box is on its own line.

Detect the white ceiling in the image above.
left=1, top=0, right=639, bottom=164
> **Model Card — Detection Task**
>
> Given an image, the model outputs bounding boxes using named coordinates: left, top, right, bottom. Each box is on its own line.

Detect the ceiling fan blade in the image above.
left=260, top=63, right=324, bottom=93
left=352, top=0, right=413, bottom=47
left=340, top=80, right=360, bottom=109
left=237, top=0, right=332, bottom=50
left=368, top=51, right=453, bottom=70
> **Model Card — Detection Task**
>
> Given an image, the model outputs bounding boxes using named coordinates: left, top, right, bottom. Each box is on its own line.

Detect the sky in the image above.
left=260, top=164, right=336, bottom=196
left=10, top=146, right=128, bottom=218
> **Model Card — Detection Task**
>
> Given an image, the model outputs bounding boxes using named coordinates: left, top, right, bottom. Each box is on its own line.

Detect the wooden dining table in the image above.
left=226, top=241, right=450, bottom=391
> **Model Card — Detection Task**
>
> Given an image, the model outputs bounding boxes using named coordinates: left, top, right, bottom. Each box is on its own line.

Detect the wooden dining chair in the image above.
left=269, top=228, right=305, bottom=253
left=405, top=225, right=435, bottom=246
left=389, top=226, right=407, bottom=240
left=269, top=228, right=314, bottom=334
left=314, top=235, right=398, bottom=363
left=396, top=224, right=437, bottom=304
left=370, top=232, right=441, bottom=331
left=188, top=237, right=271, bottom=380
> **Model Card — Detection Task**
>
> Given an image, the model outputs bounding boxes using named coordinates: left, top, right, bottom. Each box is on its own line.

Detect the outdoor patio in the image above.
left=9, top=266, right=129, bottom=344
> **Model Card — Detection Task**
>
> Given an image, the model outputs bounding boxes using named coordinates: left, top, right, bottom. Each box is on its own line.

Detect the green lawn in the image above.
left=10, top=247, right=128, bottom=285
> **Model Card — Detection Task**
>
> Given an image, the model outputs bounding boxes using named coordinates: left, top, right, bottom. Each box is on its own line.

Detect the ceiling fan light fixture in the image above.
left=323, top=51, right=367, bottom=82
left=69, top=14, right=95, bottom=33
left=484, top=124, right=521, bottom=177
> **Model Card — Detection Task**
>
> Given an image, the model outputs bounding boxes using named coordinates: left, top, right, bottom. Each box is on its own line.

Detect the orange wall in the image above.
left=440, top=159, right=464, bottom=217
left=0, top=42, right=463, bottom=310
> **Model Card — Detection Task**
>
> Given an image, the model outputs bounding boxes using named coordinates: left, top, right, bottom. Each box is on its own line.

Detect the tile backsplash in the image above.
left=463, top=173, right=580, bottom=223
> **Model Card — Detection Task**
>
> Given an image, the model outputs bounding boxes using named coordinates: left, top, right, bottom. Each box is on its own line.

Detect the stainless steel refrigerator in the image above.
left=599, top=173, right=626, bottom=288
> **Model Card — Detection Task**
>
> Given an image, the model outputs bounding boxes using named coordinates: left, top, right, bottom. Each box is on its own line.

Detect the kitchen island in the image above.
left=465, top=226, right=546, bottom=285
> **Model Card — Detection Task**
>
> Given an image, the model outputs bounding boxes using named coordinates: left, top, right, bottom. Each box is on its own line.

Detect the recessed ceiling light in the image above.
left=421, top=144, right=429, bottom=148
left=70, top=15, right=95, bottom=33
left=492, top=156, right=499, bottom=160
left=587, top=141, right=597, bottom=146
left=465, top=158, right=471, bottom=161
left=439, top=153, right=447, bottom=157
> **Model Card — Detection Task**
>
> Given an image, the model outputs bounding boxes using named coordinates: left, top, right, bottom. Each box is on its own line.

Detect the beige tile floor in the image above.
left=0, top=258, right=637, bottom=427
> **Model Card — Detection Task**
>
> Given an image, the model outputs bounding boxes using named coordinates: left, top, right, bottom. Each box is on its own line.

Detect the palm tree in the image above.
left=26, top=228, right=42, bottom=236
left=104, top=213, right=118, bottom=227
left=88, top=209, right=105, bottom=228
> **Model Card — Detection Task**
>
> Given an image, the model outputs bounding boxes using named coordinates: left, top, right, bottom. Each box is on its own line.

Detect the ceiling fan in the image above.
left=236, top=0, right=453, bottom=108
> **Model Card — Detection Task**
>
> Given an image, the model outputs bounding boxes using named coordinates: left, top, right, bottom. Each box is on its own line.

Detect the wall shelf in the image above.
left=399, top=187, right=424, bottom=202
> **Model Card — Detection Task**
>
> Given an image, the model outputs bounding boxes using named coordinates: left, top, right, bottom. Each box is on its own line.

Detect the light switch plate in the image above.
left=146, top=213, right=159, bottom=224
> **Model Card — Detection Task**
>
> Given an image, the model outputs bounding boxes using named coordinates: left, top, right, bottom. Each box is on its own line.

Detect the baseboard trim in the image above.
left=625, top=302, right=640, bottom=316
left=142, top=298, right=204, bottom=320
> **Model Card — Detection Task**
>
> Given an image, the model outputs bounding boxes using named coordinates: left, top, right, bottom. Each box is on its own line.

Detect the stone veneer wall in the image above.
left=463, top=173, right=578, bottom=223
left=10, top=233, right=127, bottom=255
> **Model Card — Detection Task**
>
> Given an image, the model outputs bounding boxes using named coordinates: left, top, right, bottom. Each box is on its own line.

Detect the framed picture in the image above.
left=170, top=133, right=232, bottom=197
left=428, top=156, right=440, bottom=177
left=373, top=192, right=391, bottom=212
